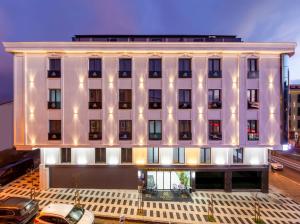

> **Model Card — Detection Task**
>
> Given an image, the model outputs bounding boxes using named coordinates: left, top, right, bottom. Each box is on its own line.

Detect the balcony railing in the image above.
left=89, top=132, right=102, bottom=140
left=248, top=101, right=259, bottom=109
left=48, top=133, right=61, bottom=140
left=179, top=71, right=192, bottom=78
left=119, top=132, right=132, bottom=140
left=248, top=71, right=259, bottom=79
left=208, top=101, right=222, bottom=109
left=208, top=71, right=222, bottom=78
left=179, top=102, right=192, bottom=109
left=119, top=71, right=131, bottom=78
left=119, top=102, right=132, bottom=109
left=179, top=132, right=192, bottom=140
left=149, top=133, right=162, bottom=140
left=149, top=102, right=161, bottom=109
left=48, top=101, right=61, bottom=109
left=88, top=70, right=102, bottom=78
left=149, top=71, right=162, bottom=78
left=89, top=102, right=102, bottom=109
left=209, top=133, right=222, bottom=141
left=48, top=70, right=61, bottom=78
left=248, top=133, right=259, bottom=141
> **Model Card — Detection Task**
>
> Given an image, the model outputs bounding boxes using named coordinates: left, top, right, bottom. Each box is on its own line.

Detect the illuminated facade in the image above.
left=289, top=84, right=300, bottom=147
left=3, top=35, right=296, bottom=192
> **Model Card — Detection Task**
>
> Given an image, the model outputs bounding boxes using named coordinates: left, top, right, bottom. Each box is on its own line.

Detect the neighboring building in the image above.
left=289, top=84, right=300, bottom=147
left=0, top=101, right=13, bottom=150
left=3, top=35, right=296, bottom=192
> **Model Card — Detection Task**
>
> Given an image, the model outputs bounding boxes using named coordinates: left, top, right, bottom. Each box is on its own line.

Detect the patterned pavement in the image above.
left=0, top=170, right=300, bottom=224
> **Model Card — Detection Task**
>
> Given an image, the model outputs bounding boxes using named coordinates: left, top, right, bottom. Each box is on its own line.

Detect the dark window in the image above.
left=248, top=58, right=259, bottom=78
left=179, top=89, right=192, bottom=109
left=247, top=89, right=259, bottom=109
left=61, top=148, right=71, bottom=163
left=48, top=58, right=61, bottom=78
left=208, top=58, right=221, bottom=78
left=149, top=120, right=162, bottom=140
left=298, top=107, right=300, bottom=116
left=48, top=120, right=61, bottom=140
left=208, top=89, right=221, bottom=109
left=178, top=58, right=192, bottom=78
left=121, top=148, right=132, bottom=163
left=208, top=120, right=222, bottom=140
left=95, top=148, right=106, bottom=163
left=119, top=58, right=132, bottom=78
left=149, top=58, right=162, bottom=78
left=173, top=147, right=185, bottom=164
left=178, top=120, right=192, bottom=140
left=119, top=120, right=132, bottom=140
left=89, top=89, right=102, bottom=109
left=233, top=148, right=243, bottom=163
left=89, top=58, right=102, bottom=78
left=48, top=89, right=61, bottom=109
left=119, top=89, right=132, bottom=109
left=147, top=147, right=159, bottom=164
left=200, top=148, right=211, bottom=164
left=149, top=90, right=162, bottom=109
left=89, top=120, right=102, bottom=140
left=248, top=120, right=259, bottom=141
left=298, top=95, right=300, bottom=103
left=298, top=120, right=300, bottom=129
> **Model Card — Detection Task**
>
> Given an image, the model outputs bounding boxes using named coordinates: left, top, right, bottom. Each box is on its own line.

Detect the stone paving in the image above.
left=0, top=170, right=300, bottom=224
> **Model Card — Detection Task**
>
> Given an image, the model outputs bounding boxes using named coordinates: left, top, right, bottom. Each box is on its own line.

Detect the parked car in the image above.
left=0, top=197, right=39, bottom=224
left=34, top=203, right=94, bottom=224
left=270, top=162, right=284, bottom=170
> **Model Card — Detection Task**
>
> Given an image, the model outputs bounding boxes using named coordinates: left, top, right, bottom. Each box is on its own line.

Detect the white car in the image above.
left=34, top=203, right=94, bottom=224
left=270, top=162, right=284, bottom=170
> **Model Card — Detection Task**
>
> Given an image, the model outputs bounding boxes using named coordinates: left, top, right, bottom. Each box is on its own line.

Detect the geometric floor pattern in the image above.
left=0, top=170, right=300, bottom=224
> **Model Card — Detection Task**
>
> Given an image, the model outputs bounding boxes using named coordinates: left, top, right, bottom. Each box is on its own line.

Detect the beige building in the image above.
left=289, top=84, right=300, bottom=147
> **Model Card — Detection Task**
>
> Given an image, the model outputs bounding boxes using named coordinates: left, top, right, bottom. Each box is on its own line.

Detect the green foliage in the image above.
left=178, top=172, right=189, bottom=187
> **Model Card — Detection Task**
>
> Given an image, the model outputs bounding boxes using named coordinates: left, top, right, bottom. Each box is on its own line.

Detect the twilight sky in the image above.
left=0, top=0, right=299, bottom=103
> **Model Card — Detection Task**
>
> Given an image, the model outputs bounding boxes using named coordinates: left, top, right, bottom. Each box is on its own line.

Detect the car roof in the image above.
left=0, top=197, right=32, bottom=209
left=41, top=203, right=74, bottom=217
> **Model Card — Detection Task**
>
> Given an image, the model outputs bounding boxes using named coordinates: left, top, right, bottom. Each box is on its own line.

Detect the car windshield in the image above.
left=65, top=206, right=84, bottom=224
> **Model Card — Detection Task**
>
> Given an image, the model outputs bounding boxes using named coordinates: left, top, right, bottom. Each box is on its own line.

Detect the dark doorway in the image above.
left=232, top=171, right=261, bottom=189
left=195, top=172, right=224, bottom=189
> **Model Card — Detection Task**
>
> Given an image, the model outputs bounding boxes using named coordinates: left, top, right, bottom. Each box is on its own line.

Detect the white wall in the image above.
left=0, top=102, right=13, bottom=150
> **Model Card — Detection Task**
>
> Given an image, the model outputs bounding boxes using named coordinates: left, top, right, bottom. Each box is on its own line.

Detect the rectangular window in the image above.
left=178, top=58, right=192, bottom=78
left=247, top=89, right=259, bottom=109
left=149, top=58, right=162, bottom=78
left=248, top=120, right=259, bottom=141
left=208, top=89, right=221, bottom=109
left=61, top=148, right=71, bottom=163
left=179, top=89, right=192, bottom=109
left=233, top=148, right=243, bottom=163
left=149, top=89, right=162, bottom=109
left=178, top=120, right=192, bottom=140
left=298, top=120, right=300, bottom=129
left=119, top=120, right=132, bottom=140
left=149, top=120, right=162, bottom=140
left=208, top=120, right=222, bottom=140
left=48, top=58, right=61, bottom=78
left=121, top=148, right=132, bottom=163
left=89, top=89, right=102, bottom=109
left=119, top=58, right=132, bottom=78
left=173, top=147, right=185, bottom=164
left=89, top=120, right=102, bottom=140
left=208, top=58, right=221, bottom=78
left=147, top=147, right=159, bottom=164
left=298, top=107, right=300, bottom=116
left=89, top=58, right=102, bottom=78
left=200, top=148, right=211, bottom=164
left=248, top=58, right=259, bottom=78
left=95, top=148, right=106, bottom=163
left=48, top=89, right=61, bottom=109
left=48, top=120, right=61, bottom=140
left=298, top=95, right=300, bottom=103
left=119, top=89, right=132, bottom=109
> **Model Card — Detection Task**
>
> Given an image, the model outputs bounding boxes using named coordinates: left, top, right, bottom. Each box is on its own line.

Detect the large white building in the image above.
left=3, top=35, right=296, bottom=192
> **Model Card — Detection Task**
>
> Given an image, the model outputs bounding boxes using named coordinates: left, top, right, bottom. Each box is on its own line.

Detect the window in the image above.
left=178, top=58, right=192, bottom=78
left=248, top=58, right=259, bottom=78
left=298, top=95, right=300, bottom=103
left=48, top=58, right=61, bottom=78
left=48, top=89, right=61, bottom=109
left=95, top=148, right=106, bottom=163
left=247, top=89, right=259, bottom=109
left=119, top=58, right=132, bottom=78
left=89, top=58, right=102, bottom=78
left=298, top=120, right=300, bottom=129
left=0, top=209, right=14, bottom=216
left=48, top=120, right=61, bottom=140
left=179, top=89, right=192, bottom=109
left=149, top=58, right=162, bottom=78
left=248, top=120, right=259, bottom=141
left=173, top=147, right=185, bottom=164
left=208, top=58, right=221, bottom=78
left=119, top=120, right=132, bottom=140
left=178, top=120, right=192, bottom=140
left=89, top=89, right=102, bottom=109
left=149, top=120, right=162, bottom=140
left=208, top=120, right=222, bottom=140
left=61, top=148, right=71, bottom=163
left=147, top=147, right=159, bottom=164
left=121, top=148, right=132, bottom=163
left=298, top=107, right=300, bottom=116
left=89, top=120, right=102, bottom=140
left=208, top=89, right=221, bottom=109
left=119, top=89, right=132, bottom=109
left=233, top=148, right=243, bottom=163
left=200, top=148, right=211, bottom=164
left=149, top=90, right=162, bottom=109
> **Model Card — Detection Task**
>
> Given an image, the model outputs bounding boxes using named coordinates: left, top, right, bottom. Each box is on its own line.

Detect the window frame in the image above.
left=208, top=120, right=222, bottom=140
left=119, top=58, right=132, bottom=78
left=121, top=148, right=132, bottom=163
left=61, top=148, right=71, bottom=163
left=178, top=120, right=192, bottom=140
left=148, top=120, right=162, bottom=140
left=178, top=58, right=192, bottom=78
left=119, top=120, right=132, bottom=140
left=208, top=58, right=222, bottom=78
left=119, top=89, right=132, bottom=109
left=178, top=89, right=192, bottom=109
left=173, top=147, right=185, bottom=164
left=149, top=58, right=162, bottom=78
left=147, top=147, right=159, bottom=164
left=208, top=89, right=221, bottom=109
left=233, top=148, right=243, bottom=164
left=247, top=120, right=259, bottom=141
left=95, top=148, right=106, bottom=163
left=148, top=89, right=162, bottom=109
left=200, top=148, right=211, bottom=164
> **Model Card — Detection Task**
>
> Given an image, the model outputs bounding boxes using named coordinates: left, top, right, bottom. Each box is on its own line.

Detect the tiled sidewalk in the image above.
left=0, top=170, right=300, bottom=224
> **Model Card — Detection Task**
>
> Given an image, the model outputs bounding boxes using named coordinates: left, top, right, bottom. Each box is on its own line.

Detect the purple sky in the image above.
left=0, top=0, right=299, bottom=103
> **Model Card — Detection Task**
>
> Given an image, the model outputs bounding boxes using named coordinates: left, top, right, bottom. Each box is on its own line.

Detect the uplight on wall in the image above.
left=268, top=75, right=274, bottom=89
left=30, top=136, right=36, bottom=145
left=29, top=106, right=35, bottom=121
left=73, top=107, right=79, bottom=120
left=232, top=76, right=238, bottom=89
left=73, top=136, right=79, bottom=146
left=197, top=106, right=204, bottom=121
left=29, top=75, right=35, bottom=89
left=139, top=77, right=144, bottom=89
left=109, top=136, right=114, bottom=146
left=79, top=76, right=84, bottom=90
left=108, top=76, right=114, bottom=89
left=231, top=106, right=236, bottom=120
left=198, top=76, right=203, bottom=90
left=269, top=106, right=275, bottom=120
left=169, top=76, right=174, bottom=89
left=268, top=136, right=274, bottom=145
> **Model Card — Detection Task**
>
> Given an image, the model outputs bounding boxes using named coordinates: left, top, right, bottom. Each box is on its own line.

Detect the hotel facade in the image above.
left=3, top=35, right=295, bottom=193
